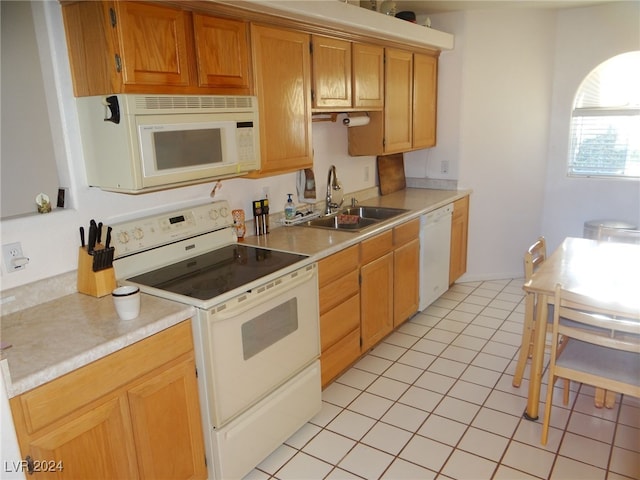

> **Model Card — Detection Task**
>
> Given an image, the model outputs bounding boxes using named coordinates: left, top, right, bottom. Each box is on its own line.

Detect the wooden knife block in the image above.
left=77, top=246, right=116, bottom=298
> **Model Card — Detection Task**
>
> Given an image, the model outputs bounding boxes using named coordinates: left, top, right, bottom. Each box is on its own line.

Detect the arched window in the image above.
left=568, top=51, right=640, bottom=178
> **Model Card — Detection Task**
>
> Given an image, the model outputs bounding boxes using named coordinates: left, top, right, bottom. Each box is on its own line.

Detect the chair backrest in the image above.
left=553, top=284, right=640, bottom=354
left=524, top=236, right=547, bottom=281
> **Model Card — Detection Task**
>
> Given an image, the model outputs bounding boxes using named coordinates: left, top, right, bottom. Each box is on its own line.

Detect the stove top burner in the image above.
left=127, top=244, right=307, bottom=300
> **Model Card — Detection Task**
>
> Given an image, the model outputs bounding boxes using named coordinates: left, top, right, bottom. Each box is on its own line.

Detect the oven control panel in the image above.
left=110, top=200, right=234, bottom=257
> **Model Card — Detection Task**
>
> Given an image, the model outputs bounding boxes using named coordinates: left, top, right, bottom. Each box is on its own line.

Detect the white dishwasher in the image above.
left=419, top=204, right=453, bottom=311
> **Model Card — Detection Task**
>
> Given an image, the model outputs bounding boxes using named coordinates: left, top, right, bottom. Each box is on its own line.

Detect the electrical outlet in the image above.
left=440, top=160, right=449, bottom=174
left=2, top=242, right=27, bottom=273
left=364, top=166, right=370, bottom=182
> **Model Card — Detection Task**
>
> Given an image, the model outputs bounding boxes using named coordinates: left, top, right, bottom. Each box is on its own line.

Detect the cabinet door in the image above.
left=26, top=397, right=138, bottom=480
left=116, top=2, right=191, bottom=87
left=361, top=252, right=394, bottom=351
left=193, top=14, right=250, bottom=92
left=312, top=36, right=352, bottom=108
left=128, top=357, right=207, bottom=480
left=394, top=238, right=420, bottom=326
left=250, top=24, right=312, bottom=176
left=384, top=48, right=413, bottom=153
left=352, top=43, right=384, bottom=109
left=449, top=196, right=469, bottom=285
left=412, top=53, right=438, bottom=149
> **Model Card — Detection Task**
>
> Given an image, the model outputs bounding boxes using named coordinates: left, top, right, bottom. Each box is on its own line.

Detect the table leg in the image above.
left=524, top=293, right=548, bottom=420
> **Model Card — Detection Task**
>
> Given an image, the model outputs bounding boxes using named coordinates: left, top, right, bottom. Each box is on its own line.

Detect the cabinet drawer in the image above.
left=394, top=218, right=420, bottom=247
left=320, top=293, right=360, bottom=350
left=360, top=230, right=393, bottom=264
left=320, top=328, right=361, bottom=387
left=16, top=321, right=193, bottom=434
left=319, top=270, right=359, bottom=314
left=318, top=245, right=359, bottom=287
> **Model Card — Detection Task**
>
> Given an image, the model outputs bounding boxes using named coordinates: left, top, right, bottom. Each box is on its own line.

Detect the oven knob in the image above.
left=118, top=231, right=130, bottom=244
left=133, top=227, right=144, bottom=240
left=209, top=209, right=219, bottom=220
left=219, top=206, right=229, bottom=217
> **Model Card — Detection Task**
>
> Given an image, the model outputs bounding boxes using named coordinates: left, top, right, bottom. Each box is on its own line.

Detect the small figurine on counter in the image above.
left=36, top=193, right=51, bottom=213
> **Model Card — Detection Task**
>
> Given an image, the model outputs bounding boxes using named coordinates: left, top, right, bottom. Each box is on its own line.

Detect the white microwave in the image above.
left=76, top=94, right=260, bottom=193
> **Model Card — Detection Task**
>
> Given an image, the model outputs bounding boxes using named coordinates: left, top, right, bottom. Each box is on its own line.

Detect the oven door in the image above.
left=197, top=263, right=319, bottom=427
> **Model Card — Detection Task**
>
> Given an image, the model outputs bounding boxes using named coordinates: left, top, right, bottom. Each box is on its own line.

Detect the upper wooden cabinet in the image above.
left=61, top=1, right=251, bottom=96
left=348, top=48, right=438, bottom=155
left=248, top=24, right=313, bottom=176
left=412, top=53, right=438, bottom=149
left=312, top=36, right=352, bottom=109
left=192, top=14, right=251, bottom=91
left=311, top=36, right=384, bottom=110
left=352, top=42, right=385, bottom=109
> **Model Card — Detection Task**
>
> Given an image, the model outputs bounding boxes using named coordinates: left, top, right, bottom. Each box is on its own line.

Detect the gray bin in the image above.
left=584, top=219, right=639, bottom=243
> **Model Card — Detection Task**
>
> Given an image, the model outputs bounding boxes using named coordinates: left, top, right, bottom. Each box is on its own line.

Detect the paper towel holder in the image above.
left=343, top=112, right=370, bottom=127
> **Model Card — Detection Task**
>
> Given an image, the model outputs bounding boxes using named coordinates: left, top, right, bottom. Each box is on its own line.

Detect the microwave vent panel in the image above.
left=133, top=95, right=255, bottom=113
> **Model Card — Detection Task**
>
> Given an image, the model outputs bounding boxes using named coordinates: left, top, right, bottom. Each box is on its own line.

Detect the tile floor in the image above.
left=246, top=279, right=640, bottom=480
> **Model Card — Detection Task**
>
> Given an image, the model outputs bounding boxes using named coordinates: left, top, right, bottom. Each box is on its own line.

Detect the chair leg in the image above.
left=595, top=388, right=605, bottom=408
left=513, top=295, right=535, bottom=387
left=542, top=374, right=556, bottom=445
left=605, top=390, right=617, bottom=409
left=562, top=379, right=570, bottom=405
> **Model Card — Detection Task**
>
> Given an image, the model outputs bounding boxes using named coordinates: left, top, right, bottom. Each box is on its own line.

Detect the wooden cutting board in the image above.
left=377, top=153, right=406, bottom=195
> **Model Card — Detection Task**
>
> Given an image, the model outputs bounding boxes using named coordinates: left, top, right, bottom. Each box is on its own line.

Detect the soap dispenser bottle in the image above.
left=284, top=194, right=296, bottom=220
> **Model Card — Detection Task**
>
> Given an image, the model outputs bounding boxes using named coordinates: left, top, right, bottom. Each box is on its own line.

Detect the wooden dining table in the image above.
left=522, top=236, right=640, bottom=420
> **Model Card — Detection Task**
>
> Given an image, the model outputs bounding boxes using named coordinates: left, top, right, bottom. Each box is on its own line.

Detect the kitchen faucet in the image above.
left=325, top=165, right=344, bottom=215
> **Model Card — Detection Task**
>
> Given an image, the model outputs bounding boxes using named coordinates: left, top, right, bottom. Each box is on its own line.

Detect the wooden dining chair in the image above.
left=541, top=284, right=640, bottom=445
left=513, top=237, right=548, bottom=387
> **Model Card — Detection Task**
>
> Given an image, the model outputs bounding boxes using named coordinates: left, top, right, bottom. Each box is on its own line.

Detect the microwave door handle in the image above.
left=103, top=95, right=120, bottom=124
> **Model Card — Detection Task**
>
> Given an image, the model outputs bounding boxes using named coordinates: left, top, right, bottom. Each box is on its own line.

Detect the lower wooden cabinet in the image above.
left=449, top=195, right=470, bottom=285
left=9, top=321, right=206, bottom=480
left=393, top=219, right=420, bottom=327
left=319, top=245, right=360, bottom=387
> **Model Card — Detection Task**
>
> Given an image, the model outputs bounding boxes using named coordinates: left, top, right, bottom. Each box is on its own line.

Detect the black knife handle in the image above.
left=97, top=222, right=103, bottom=244
left=79, top=226, right=85, bottom=248
left=88, top=225, right=97, bottom=254
left=105, top=227, right=112, bottom=249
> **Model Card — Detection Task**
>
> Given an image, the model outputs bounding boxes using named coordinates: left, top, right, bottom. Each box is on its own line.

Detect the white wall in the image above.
left=427, top=8, right=556, bottom=281
left=542, top=1, right=640, bottom=252
left=0, top=2, right=376, bottom=292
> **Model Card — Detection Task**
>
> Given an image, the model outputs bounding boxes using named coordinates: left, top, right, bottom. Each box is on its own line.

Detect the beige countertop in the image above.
left=0, top=187, right=469, bottom=398
left=1, top=293, right=195, bottom=398
left=242, top=188, right=470, bottom=259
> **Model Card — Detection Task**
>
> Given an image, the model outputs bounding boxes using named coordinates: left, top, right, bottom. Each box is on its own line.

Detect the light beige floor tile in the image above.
left=347, top=392, right=394, bottom=420
left=381, top=402, right=429, bottom=432
left=326, top=409, right=376, bottom=441
left=324, top=467, right=361, bottom=479
left=433, top=396, right=480, bottom=424
left=338, top=443, right=394, bottom=479
left=492, top=464, right=539, bottom=479
left=566, top=411, right=615, bottom=444
left=441, top=449, right=497, bottom=479
left=275, top=452, right=333, bottom=480
left=464, top=294, right=493, bottom=307
left=310, top=401, right=344, bottom=427
left=414, top=370, right=457, bottom=393
left=442, top=312, right=474, bottom=326
left=559, top=432, right=611, bottom=469
left=502, top=441, right=555, bottom=479
left=451, top=334, right=488, bottom=351
left=491, top=330, right=523, bottom=346
left=484, top=390, right=529, bottom=417
left=399, top=435, right=453, bottom=471
left=335, top=367, right=378, bottom=390
left=322, top=382, right=361, bottom=407
left=361, top=421, right=412, bottom=455
left=459, top=364, right=502, bottom=388
left=614, top=423, right=640, bottom=452
left=368, top=342, right=407, bottom=361
left=382, top=331, right=420, bottom=349
left=427, top=357, right=467, bottom=378
left=448, top=379, right=492, bottom=405
left=284, top=422, right=321, bottom=449
left=418, top=414, right=467, bottom=446
left=618, top=403, right=640, bottom=429
left=397, top=349, right=436, bottom=369
left=481, top=340, right=519, bottom=359
left=256, top=444, right=297, bottom=475
left=550, top=456, right=606, bottom=480
left=423, top=328, right=458, bottom=344
left=302, top=429, right=355, bottom=465
left=441, top=344, right=478, bottom=364
left=382, top=362, right=423, bottom=384
left=471, top=351, right=512, bottom=372
left=609, top=446, right=640, bottom=479
left=458, top=426, right=510, bottom=462
left=353, top=354, right=393, bottom=375
left=412, top=337, right=448, bottom=355
left=366, top=376, right=410, bottom=401
left=471, top=407, right=520, bottom=438
left=396, top=321, right=431, bottom=338
left=463, top=323, right=497, bottom=340
left=381, top=458, right=437, bottom=480
left=398, top=385, right=443, bottom=412
left=411, top=313, right=441, bottom=328
left=455, top=302, right=484, bottom=315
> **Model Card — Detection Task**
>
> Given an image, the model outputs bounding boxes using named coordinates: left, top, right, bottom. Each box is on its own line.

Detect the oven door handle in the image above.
left=211, top=264, right=316, bottom=320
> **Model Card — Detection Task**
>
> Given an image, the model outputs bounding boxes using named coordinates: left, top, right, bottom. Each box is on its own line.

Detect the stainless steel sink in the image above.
left=298, top=206, right=408, bottom=232
left=339, top=206, right=408, bottom=220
